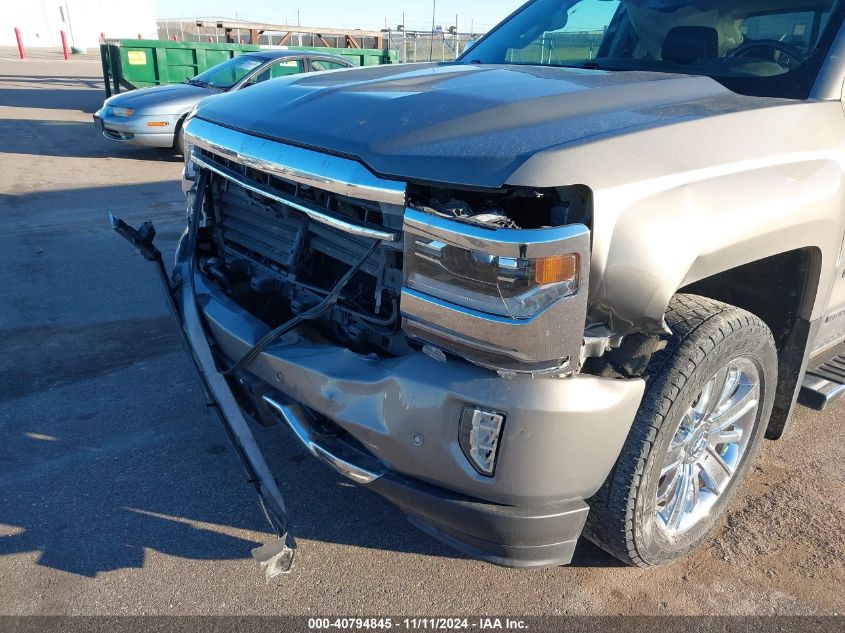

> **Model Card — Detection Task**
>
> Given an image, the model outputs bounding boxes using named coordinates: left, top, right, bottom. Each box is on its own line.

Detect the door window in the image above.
left=246, top=59, right=304, bottom=86
left=310, top=59, right=351, bottom=71
left=740, top=10, right=829, bottom=58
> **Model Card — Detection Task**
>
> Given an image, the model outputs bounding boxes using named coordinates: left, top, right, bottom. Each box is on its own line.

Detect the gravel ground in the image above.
left=0, top=53, right=843, bottom=618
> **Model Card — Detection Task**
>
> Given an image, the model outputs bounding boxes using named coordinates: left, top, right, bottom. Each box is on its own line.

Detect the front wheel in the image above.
left=584, top=294, right=778, bottom=567
left=176, top=126, right=186, bottom=156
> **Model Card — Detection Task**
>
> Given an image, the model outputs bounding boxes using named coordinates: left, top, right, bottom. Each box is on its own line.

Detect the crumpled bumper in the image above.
left=169, top=232, right=646, bottom=567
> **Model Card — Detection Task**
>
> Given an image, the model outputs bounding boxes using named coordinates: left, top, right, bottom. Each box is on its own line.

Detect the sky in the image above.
left=154, top=0, right=522, bottom=33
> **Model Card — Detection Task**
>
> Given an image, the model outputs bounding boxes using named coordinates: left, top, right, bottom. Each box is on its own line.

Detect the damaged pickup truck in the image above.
left=115, top=0, right=845, bottom=573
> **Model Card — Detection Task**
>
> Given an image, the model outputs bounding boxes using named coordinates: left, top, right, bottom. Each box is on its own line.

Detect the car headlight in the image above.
left=109, top=106, right=134, bottom=117
left=405, top=235, right=580, bottom=319
left=401, top=208, right=591, bottom=374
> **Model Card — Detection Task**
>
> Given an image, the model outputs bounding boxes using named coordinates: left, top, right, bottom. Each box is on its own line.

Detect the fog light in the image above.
left=459, top=407, right=505, bottom=477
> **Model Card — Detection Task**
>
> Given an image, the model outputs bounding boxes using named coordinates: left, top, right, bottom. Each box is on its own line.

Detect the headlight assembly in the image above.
left=109, top=106, right=134, bottom=117
left=406, top=235, right=580, bottom=319
left=401, top=208, right=591, bottom=374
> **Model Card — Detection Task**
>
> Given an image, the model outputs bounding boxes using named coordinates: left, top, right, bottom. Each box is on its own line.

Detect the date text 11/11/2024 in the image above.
left=306, top=618, right=529, bottom=630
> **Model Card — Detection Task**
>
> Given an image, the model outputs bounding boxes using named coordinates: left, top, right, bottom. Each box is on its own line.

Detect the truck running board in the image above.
left=799, top=345, right=845, bottom=410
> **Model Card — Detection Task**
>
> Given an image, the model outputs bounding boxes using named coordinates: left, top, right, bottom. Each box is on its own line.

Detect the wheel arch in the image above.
left=172, top=112, right=190, bottom=152
left=584, top=247, right=825, bottom=440
left=678, top=246, right=823, bottom=439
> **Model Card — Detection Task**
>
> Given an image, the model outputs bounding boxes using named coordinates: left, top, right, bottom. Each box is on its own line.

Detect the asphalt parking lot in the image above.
left=0, top=50, right=843, bottom=617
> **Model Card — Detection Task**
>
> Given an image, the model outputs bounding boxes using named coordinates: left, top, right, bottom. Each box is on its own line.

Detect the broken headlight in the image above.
left=405, top=235, right=579, bottom=319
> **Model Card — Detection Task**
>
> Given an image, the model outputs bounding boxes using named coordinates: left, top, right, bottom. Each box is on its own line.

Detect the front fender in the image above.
left=591, top=157, right=843, bottom=333
left=507, top=99, right=845, bottom=333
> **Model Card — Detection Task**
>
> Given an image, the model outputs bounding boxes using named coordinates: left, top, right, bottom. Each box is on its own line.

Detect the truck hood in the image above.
left=105, top=83, right=215, bottom=115
left=194, top=62, right=775, bottom=189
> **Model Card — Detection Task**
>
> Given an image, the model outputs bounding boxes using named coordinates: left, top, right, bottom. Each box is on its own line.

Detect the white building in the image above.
left=1, top=0, right=158, bottom=49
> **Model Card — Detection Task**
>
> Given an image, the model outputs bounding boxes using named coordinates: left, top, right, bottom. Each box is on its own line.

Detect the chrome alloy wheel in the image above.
left=655, top=358, right=761, bottom=536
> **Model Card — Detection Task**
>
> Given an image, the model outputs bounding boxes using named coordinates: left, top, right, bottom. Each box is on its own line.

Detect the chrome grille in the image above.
left=194, top=146, right=404, bottom=324
left=216, top=177, right=392, bottom=283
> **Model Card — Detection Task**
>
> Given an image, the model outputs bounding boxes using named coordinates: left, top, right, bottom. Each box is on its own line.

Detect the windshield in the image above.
left=460, top=0, right=845, bottom=99
left=191, top=56, right=266, bottom=90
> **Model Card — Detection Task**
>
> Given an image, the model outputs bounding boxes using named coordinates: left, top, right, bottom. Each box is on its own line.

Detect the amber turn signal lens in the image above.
left=146, top=121, right=170, bottom=127
left=534, top=253, right=579, bottom=285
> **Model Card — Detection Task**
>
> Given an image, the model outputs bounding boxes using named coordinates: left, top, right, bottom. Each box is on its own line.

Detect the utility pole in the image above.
left=402, top=11, right=407, bottom=62
left=429, top=0, right=436, bottom=62
left=63, top=0, right=76, bottom=47
left=455, top=13, right=459, bottom=58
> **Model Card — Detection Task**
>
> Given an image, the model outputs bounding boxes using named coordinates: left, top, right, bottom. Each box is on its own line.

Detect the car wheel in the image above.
left=584, top=294, right=778, bottom=567
left=176, top=126, right=186, bottom=156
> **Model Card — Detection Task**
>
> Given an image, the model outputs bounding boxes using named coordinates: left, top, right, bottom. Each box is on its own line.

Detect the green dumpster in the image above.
left=100, top=39, right=399, bottom=98
left=100, top=39, right=260, bottom=97
left=288, top=45, right=399, bottom=66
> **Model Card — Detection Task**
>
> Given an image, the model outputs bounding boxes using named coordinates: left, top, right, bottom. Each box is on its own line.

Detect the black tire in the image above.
left=584, top=294, right=778, bottom=567
left=174, top=117, right=186, bottom=156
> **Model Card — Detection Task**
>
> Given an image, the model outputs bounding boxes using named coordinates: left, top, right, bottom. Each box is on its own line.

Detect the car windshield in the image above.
left=191, top=56, right=266, bottom=90
left=460, top=0, right=845, bottom=99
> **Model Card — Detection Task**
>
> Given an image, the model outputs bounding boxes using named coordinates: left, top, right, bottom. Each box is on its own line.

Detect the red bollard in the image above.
left=61, top=30, right=69, bottom=60
left=14, top=27, right=25, bottom=60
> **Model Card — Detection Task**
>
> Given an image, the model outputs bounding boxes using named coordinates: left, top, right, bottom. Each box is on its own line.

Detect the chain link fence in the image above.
left=387, top=30, right=606, bottom=63
left=512, top=31, right=606, bottom=65
left=385, top=31, right=477, bottom=62
left=156, top=21, right=472, bottom=60
left=156, top=19, right=606, bottom=66
left=156, top=20, right=379, bottom=48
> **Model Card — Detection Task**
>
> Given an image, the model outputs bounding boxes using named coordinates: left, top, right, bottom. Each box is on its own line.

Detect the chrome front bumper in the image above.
left=262, top=398, right=385, bottom=485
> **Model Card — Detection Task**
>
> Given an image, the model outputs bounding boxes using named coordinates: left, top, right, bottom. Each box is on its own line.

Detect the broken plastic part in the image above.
left=109, top=213, right=161, bottom=263
left=251, top=534, right=296, bottom=580
left=110, top=186, right=298, bottom=580
left=581, top=324, right=626, bottom=365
